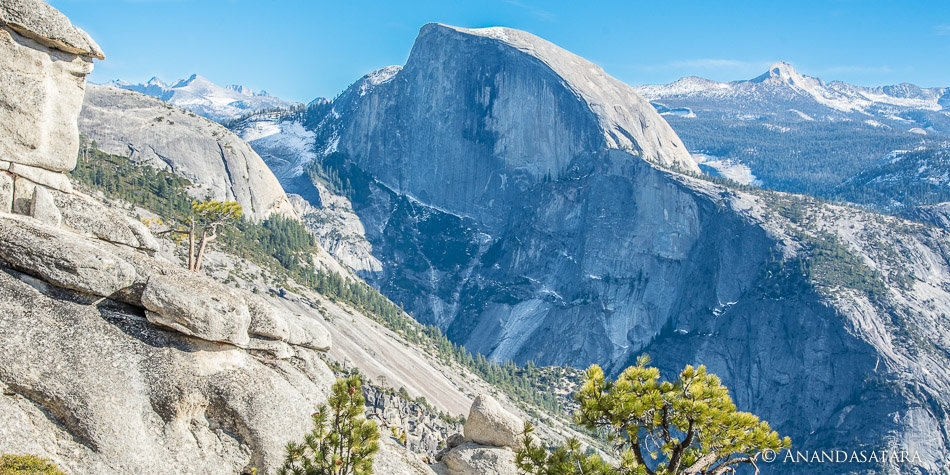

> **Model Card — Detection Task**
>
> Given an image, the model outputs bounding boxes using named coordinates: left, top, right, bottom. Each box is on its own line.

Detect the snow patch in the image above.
left=789, top=109, right=815, bottom=121
left=359, top=66, right=402, bottom=96
left=693, top=153, right=761, bottom=186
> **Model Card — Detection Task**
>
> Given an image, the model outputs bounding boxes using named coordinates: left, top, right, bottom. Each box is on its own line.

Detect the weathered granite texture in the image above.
left=79, top=84, right=298, bottom=222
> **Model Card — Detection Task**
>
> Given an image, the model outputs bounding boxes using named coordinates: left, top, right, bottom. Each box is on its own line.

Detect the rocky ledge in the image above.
left=0, top=3, right=337, bottom=473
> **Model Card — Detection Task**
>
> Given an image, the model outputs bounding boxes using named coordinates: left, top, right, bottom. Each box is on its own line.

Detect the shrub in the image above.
left=0, top=454, right=67, bottom=475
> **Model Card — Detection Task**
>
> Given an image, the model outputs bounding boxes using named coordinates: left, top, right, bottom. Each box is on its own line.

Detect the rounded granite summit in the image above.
left=0, top=0, right=104, bottom=59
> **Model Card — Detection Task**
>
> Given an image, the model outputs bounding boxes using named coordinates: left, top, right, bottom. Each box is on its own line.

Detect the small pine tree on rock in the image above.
left=280, top=375, right=380, bottom=475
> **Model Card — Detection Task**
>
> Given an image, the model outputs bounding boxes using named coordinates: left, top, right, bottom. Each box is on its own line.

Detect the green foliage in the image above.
left=192, top=199, right=243, bottom=224
left=517, top=356, right=791, bottom=475
left=280, top=376, right=380, bottom=475
left=299, top=269, right=575, bottom=416
left=72, top=137, right=193, bottom=219
left=72, top=138, right=316, bottom=277
left=517, top=424, right=614, bottom=475
left=834, top=146, right=950, bottom=211
left=0, top=454, right=67, bottom=475
left=305, top=152, right=374, bottom=204
left=800, top=232, right=888, bottom=298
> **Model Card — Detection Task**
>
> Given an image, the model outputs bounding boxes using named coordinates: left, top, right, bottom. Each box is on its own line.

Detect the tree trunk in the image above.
left=193, top=225, right=217, bottom=272
left=187, top=216, right=196, bottom=271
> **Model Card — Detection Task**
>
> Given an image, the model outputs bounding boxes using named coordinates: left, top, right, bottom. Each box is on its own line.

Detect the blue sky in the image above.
left=49, top=0, right=950, bottom=103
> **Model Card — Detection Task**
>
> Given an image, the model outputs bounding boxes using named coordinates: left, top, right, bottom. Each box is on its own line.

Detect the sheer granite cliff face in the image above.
left=271, top=23, right=950, bottom=473
left=330, top=24, right=696, bottom=231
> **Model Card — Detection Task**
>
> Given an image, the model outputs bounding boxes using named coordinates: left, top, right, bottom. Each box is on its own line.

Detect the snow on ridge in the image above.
left=358, top=66, right=402, bottom=96
left=638, top=61, right=947, bottom=117
left=693, top=153, right=761, bottom=186
left=635, top=77, right=733, bottom=98
left=102, top=74, right=297, bottom=121
left=238, top=117, right=319, bottom=180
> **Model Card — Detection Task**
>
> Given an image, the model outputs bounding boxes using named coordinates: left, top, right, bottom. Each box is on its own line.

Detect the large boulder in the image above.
left=0, top=0, right=104, bottom=59
left=286, top=314, right=332, bottom=351
left=141, top=272, right=252, bottom=347
left=462, top=395, right=524, bottom=450
left=433, top=442, right=517, bottom=475
left=0, top=0, right=100, bottom=173
left=245, top=292, right=292, bottom=341
left=0, top=214, right=136, bottom=297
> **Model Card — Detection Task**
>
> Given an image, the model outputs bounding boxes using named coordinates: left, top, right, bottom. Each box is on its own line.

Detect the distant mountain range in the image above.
left=634, top=62, right=950, bottom=207
left=103, top=74, right=297, bottom=122
left=636, top=62, right=949, bottom=127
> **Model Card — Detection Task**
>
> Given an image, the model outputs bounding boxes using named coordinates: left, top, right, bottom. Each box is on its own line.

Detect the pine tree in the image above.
left=279, top=376, right=380, bottom=475
left=515, top=355, right=791, bottom=475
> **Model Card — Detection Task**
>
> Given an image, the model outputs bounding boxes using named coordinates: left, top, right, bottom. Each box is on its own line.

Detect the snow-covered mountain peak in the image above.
left=637, top=62, right=950, bottom=116
left=102, top=74, right=297, bottom=121
left=171, top=73, right=213, bottom=89
left=145, top=76, right=167, bottom=88
left=763, top=61, right=801, bottom=82
left=750, top=61, right=825, bottom=89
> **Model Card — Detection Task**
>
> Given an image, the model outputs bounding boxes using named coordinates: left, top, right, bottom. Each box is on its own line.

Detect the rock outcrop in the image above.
left=906, top=201, right=950, bottom=230
left=362, top=384, right=463, bottom=459
left=1, top=1, right=101, bottom=171
left=1, top=0, right=98, bottom=216
left=141, top=271, right=254, bottom=347
left=0, top=214, right=137, bottom=296
left=0, top=3, right=337, bottom=473
left=462, top=395, right=523, bottom=450
left=79, top=84, right=298, bottom=222
left=433, top=394, right=521, bottom=475
left=0, top=265, right=336, bottom=474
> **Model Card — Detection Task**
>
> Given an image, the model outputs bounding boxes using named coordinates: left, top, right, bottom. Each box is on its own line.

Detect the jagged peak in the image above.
left=749, top=61, right=809, bottom=85
left=768, top=61, right=798, bottom=78
left=171, top=73, right=209, bottom=88
left=145, top=76, right=168, bottom=88
left=227, top=84, right=253, bottom=95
